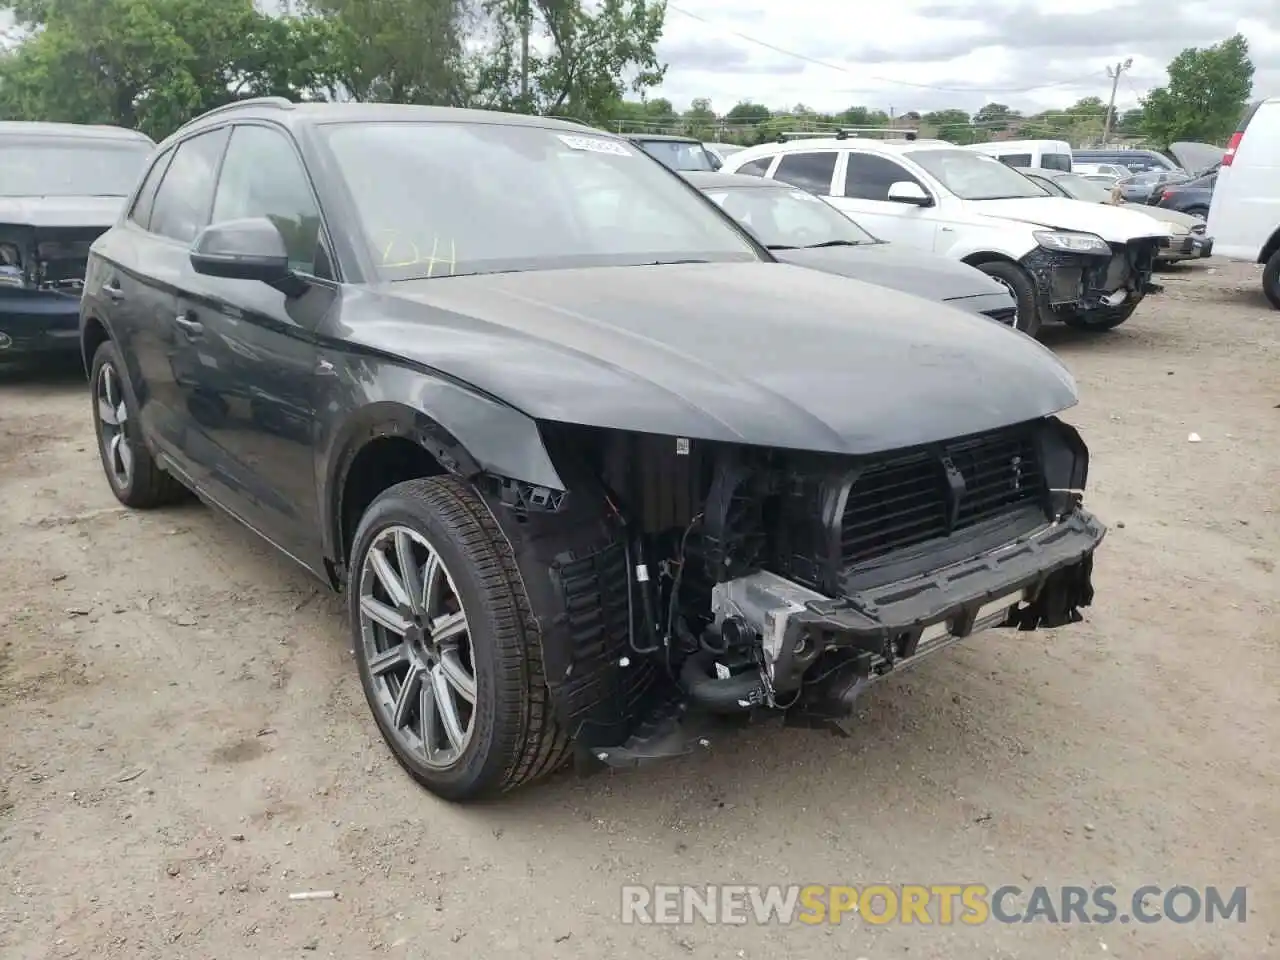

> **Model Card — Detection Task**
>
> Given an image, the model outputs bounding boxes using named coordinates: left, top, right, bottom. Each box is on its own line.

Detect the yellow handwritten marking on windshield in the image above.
left=377, top=232, right=457, bottom=275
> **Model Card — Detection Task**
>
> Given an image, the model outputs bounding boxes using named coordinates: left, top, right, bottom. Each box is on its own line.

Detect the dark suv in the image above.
left=0, top=122, right=154, bottom=359
left=80, top=99, right=1105, bottom=801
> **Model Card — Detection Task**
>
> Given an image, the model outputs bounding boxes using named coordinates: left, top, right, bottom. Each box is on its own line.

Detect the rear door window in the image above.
left=1041, top=153, right=1071, bottom=172
left=999, top=153, right=1032, bottom=168
left=128, top=149, right=174, bottom=230
left=771, top=152, right=837, bottom=195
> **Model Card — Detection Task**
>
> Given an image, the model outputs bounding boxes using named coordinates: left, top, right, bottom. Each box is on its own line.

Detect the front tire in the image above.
left=974, top=260, right=1042, bottom=337
left=348, top=477, right=571, bottom=801
left=1063, top=302, right=1138, bottom=332
left=90, top=340, right=187, bottom=508
left=1263, top=249, right=1280, bottom=311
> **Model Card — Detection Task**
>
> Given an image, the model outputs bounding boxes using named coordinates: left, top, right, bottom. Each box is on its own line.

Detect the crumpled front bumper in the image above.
left=582, top=509, right=1105, bottom=771
left=765, top=508, right=1105, bottom=690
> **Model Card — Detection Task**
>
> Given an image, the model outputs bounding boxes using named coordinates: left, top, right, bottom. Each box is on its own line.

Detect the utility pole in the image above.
left=519, top=0, right=531, bottom=107
left=1102, top=58, right=1133, bottom=144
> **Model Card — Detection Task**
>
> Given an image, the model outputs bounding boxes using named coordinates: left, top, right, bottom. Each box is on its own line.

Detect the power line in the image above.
left=667, top=5, right=1105, bottom=95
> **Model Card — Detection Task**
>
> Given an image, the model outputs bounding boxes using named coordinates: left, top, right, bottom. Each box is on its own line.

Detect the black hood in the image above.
left=772, top=243, right=1008, bottom=302
left=348, top=262, right=1077, bottom=456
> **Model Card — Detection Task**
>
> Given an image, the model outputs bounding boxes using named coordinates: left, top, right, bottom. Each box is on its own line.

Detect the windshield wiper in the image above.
left=647, top=258, right=711, bottom=265
left=803, top=239, right=864, bottom=248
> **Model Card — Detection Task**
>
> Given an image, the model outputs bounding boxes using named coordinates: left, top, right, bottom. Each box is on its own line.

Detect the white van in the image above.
left=1206, top=98, right=1280, bottom=309
left=966, top=139, right=1073, bottom=172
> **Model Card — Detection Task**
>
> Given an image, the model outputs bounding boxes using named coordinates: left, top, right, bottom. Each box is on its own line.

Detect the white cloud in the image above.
left=651, top=0, right=1280, bottom=116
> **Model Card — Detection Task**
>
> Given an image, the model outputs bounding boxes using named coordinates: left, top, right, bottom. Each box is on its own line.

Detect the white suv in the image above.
left=722, top=138, right=1172, bottom=335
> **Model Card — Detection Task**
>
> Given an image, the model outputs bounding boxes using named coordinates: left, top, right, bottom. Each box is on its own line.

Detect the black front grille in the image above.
left=840, top=427, right=1044, bottom=565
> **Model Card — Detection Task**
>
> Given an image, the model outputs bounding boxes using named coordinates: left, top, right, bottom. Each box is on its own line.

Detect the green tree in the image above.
left=468, top=0, right=665, bottom=120
left=973, top=101, right=1020, bottom=132
left=1141, top=33, right=1254, bottom=147
left=0, top=0, right=338, bottom=139
left=305, top=0, right=468, bottom=105
left=922, top=108, right=977, bottom=143
left=725, top=100, right=770, bottom=125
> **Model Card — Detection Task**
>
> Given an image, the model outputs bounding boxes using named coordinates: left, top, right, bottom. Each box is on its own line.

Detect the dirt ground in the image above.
left=1, top=259, right=1277, bottom=960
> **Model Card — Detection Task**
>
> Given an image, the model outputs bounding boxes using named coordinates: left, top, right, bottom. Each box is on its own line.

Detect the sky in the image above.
left=651, top=0, right=1280, bottom=118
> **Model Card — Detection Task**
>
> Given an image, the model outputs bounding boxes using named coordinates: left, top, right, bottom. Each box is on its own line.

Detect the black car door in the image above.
left=171, top=121, right=337, bottom=571
left=121, top=127, right=231, bottom=483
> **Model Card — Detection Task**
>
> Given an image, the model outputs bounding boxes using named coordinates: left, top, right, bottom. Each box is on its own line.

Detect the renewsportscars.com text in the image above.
left=620, top=884, right=1247, bottom=926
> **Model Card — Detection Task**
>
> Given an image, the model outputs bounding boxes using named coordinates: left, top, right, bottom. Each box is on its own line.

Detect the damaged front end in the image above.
left=1022, top=237, right=1161, bottom=323
left=481, top=416, right=1105, bottom=773
left=0, top=225, right=101, bottom=356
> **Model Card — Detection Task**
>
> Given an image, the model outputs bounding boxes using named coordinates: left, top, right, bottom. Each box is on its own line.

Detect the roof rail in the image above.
left=190, top=96, right=295, bottom=124
left=776, top=126, right=919, bottom=143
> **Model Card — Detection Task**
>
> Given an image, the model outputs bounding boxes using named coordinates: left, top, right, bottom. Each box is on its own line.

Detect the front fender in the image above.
left=940, top=220, right=1038, bottom=262
left=316, top=354, right=565, bottom=561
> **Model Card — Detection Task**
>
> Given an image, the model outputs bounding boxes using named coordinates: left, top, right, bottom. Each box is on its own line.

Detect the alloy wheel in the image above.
left=96, top=362, right=133, bottom=489
left=358, top=525, right=477, bottom=769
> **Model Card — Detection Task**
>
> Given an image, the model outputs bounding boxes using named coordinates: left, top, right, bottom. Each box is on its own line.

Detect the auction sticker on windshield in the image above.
left=557, top=134, right=632, bottom=156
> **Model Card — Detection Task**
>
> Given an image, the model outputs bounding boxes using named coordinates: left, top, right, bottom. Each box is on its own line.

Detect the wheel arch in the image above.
left=960, top=250, right=1024, bottom=270
left=80, top=311, right=113, bottom=377
left=321, top=386, right=564, bottom=587
left=1259, top=225, right=1280, bottom=266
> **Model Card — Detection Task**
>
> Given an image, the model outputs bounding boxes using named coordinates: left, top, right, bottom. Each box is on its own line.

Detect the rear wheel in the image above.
left=1263, top=249, right=1280, bottom=311
left=348, top=477, right=571, bottom=801
left=974, top=260, right=1042, bottom=337
left=90, top=340, right=187, bottom=508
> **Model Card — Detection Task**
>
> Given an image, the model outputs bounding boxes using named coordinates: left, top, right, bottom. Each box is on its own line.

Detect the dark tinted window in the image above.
left=211, top=125, right=323, bottom=275
left=735, top=157, right=772, bottom=177
left=128, top=149, right=174, bottom=229
left=772, top=152, right=836, bottom=194
left=843, top=153, right=924, bottom=201
left=1041, top=152, right=1071, bottom=172
left=149, top=128, right=230, bottom=243
left=999, top=153, right=1032, bottom=167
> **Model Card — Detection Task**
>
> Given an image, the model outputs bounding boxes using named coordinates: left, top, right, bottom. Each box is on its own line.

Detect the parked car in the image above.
left=1073, top=148, right=1179, bottom=175
left=623, top=133, right=721, bottom=171
left=1070, top=162, right=1128, bottom=181
left=720, top=137, right=1170, bottom=335
left=1207, top=97, right=1280, bottom=308
left=966, top=139, right=1072, bottom=171
left=0, top=121, right=155, bottom=359
left=704, top=142, right=746, bottom=165
left=1112, top=169, right=1189, bottom=204
left=80, top=99, right=1106, bottom=801
left=1151, top=168, right=1217, bottom=220
left=1020, top=168, right=1212, bottom=263
left=684, top=171, right=1017, bottom=324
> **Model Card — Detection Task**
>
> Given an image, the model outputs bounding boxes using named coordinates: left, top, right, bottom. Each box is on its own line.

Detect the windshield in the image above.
left=701, top=184, right=878, bottom=248
left=0, top=138, right=152, bottom=197
left=904, top=149, right=1050, bottom=200
left=321, top=122, right=761, bottom=281
left=635, top=139, right=716, bottom=171
left=1051, top=174, right=1115, bottom=203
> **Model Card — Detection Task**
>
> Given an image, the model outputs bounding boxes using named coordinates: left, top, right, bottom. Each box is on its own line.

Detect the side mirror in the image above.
left=708, top=152, right=723, bottom=171
left=190, top=217, right=305, bottom=297
left=887, top=181, right=932, bottom=206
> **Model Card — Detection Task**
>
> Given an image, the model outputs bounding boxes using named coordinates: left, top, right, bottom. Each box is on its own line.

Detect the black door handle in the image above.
left=103, top=280, right=125, bottom=300
left=173, top=313, right=203, bottom=337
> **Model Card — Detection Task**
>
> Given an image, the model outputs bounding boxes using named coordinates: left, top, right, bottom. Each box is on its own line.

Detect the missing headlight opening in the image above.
left=483, top=419, right=1104, bottom=771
